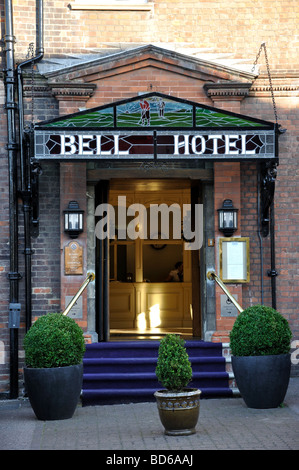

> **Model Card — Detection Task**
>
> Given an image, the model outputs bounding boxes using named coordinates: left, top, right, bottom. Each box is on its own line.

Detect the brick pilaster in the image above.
left=212, top=162, right=243, bottom=343
left=58, top=98, right=90, bottom=331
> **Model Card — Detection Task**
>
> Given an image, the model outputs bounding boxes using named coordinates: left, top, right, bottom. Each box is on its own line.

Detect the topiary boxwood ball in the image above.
left=155, top=334, right=193, bottom=391
left=230, top=305, right=292, bottom=357
left=24, top=312, right=86, bottom=368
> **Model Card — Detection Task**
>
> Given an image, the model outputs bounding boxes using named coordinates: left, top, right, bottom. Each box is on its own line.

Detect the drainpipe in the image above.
left=18, top=0, right=44, bottom=192
left=268, top=200, right=278, bottom=309
left=4, top=0, right=20, bottom=399
left=17, top=0, right=44, bottom=331
left=257, top=164, right=264, bottom=305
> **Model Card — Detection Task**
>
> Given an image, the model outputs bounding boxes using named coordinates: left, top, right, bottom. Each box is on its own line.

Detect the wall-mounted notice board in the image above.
left=219, top=237, right=250, bottom=283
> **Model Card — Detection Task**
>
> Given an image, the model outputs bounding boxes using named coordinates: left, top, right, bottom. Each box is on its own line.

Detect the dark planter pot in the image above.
left=232, top=354, right=291, bottom=409
left=154, top=388, right=201, bottom=436
left=24, top=363, right=83, bottom=420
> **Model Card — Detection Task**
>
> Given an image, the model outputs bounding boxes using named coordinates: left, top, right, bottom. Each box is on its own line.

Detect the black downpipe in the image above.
left=259, top=161, right=278, bottom=309
left=17, top=0, right=44, bottom=332
left=4, top=0, right=20, bottom=399
left=268, top=201, right=277, bottom=309
left=257, top=164, right=264, bottom=305
left=18, top=0, right=44, bottom=192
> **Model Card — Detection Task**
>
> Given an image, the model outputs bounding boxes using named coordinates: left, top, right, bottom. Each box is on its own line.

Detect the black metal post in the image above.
left=97, top=236, right=104, bottom=341
left=102, top=181, right=110, bottom=341
left=95, top=180, right=110, bottom=341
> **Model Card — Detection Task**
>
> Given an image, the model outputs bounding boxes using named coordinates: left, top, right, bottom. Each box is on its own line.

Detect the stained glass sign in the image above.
left=34, top=93, right=278, bottom=161
left=117, top=96, right=193, bottom=128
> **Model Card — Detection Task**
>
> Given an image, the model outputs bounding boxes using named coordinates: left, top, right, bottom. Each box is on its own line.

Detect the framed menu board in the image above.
left=219, top=237, right=250, bottom=283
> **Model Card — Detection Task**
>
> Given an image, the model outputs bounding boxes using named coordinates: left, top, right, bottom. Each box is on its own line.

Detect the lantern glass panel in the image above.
left=64, top=214, right=69, bottom=230
left=69, top=213, right=79, bottom=230
left=223, top=211, right=234, bottom=229
left=233, top=212, right=238, bottom=229
left=218, top=211, right=223, bottom=229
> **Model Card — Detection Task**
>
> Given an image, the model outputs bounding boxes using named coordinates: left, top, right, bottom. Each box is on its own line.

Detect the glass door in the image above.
left=108, top=180, right=193, bottom=336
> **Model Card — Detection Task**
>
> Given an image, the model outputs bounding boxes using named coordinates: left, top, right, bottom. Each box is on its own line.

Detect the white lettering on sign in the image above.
left=241, top=134, right=256, bottom=154
left=173, top=134, right=256, bottom=156
left=39, top=131, right=269, bottom=159
left=173, top=135, right=189, bottom=155
left=225, top=134, right=239, bottom=155
left=114, top=135, right=130, bottom=155
left=209, top=135, right=222, bottom=154
left=61, top=134, right=130, bottom=156
left=96, top=135, right=112, bottom=155
left=79, top=134, right=94, bottom=155
left=61, top=134, right=77, bottom=155
left=191, top=135, right=206, bottom=155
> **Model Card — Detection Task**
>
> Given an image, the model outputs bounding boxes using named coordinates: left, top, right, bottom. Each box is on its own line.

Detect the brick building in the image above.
left=0, top=0, right=298, bottom=398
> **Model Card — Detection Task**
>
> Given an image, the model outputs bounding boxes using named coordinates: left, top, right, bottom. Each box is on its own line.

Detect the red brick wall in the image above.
left=31, top=163, right=61, bottom=319
left=6, top=0, right=298, bottom=73
left=87, top=66, right=211, bottom=106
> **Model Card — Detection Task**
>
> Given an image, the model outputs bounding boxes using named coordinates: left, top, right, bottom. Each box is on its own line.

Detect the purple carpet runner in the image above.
left=82, top=340, right=232, bottom=406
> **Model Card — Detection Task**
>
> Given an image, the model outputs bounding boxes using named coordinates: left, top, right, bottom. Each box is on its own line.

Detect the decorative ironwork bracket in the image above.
left=30, top=162, right=42, bottom=238
left=260, top=162, right=277, bottom=237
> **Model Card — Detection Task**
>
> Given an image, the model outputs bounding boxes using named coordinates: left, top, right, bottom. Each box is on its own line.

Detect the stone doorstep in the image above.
left=222, top=342, right=240, bottom=396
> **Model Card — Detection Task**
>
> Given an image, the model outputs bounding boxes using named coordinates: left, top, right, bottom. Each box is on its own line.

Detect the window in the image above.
left=70, top=1, right=152, bottom=11
left=86, top=1, right=148, bottom=4
left=110, top=242, right=135, bottom=282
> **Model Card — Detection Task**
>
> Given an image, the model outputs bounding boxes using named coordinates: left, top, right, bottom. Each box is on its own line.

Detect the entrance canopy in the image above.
left=34, top=92, right=278, bottom=162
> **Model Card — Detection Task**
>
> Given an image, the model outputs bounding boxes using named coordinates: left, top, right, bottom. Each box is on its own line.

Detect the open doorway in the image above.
left=95, top=179, right=201, bottom=340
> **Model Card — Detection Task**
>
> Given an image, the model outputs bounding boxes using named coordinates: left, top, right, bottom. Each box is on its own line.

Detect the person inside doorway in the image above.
left=165, top=261, right=183, bottom=282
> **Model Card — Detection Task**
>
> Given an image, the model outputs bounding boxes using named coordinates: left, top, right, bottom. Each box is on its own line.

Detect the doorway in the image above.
left=95, top=179, right=201, bottom=340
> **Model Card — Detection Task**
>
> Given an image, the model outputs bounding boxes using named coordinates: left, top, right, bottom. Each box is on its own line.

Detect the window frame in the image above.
left=69, top=1, right=153, bottom=11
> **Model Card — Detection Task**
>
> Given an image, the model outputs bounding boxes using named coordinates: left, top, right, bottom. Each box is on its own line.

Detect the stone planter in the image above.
left=232, top=354, right=291, bottom=409
left=154, top=388, right=201, bottom=436
left=24, top=363, right=83, bottom=420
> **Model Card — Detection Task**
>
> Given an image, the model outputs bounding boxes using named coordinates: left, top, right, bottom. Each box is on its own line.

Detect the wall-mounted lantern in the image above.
left=217, top=199, right=238, bottom=237
left=64, top=201, right=84, bottom=238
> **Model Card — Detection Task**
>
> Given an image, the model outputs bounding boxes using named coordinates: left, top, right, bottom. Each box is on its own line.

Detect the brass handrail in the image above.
left=63, top=272, right=95, bottom=316
left=207, top=271, right=244, bottom=313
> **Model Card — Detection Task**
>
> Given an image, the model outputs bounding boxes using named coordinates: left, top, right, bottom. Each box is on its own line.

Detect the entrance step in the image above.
left=81, top=340, right=235, bottom=406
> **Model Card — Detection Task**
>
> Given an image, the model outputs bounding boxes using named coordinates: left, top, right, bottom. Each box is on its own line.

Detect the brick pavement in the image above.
left=1, top=378, right=298, bottom=451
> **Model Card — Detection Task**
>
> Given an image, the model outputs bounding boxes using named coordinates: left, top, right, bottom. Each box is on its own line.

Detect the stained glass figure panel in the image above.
left=117, top=96, right=193, bottom=128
